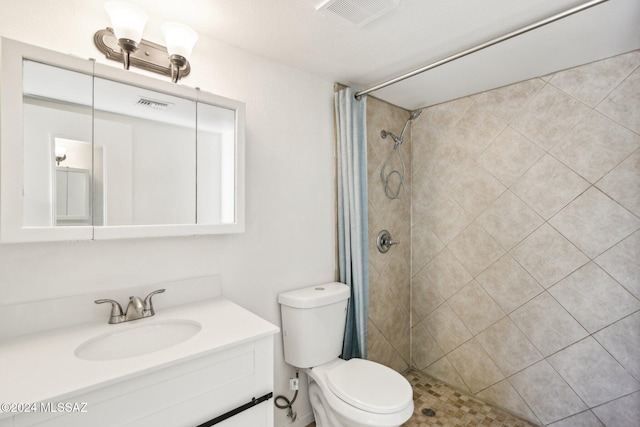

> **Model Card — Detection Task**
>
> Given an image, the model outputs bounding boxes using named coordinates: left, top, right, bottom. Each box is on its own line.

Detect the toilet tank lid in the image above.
left=278, top=282, right=350, bottom=308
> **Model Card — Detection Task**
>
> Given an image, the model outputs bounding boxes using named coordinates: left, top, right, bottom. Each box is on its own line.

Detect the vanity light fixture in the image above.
left=161, top=22, right=199, bottom=83
left=103, top=1, right=148, bottom=70
left=95, top=1, right=197, bottom=82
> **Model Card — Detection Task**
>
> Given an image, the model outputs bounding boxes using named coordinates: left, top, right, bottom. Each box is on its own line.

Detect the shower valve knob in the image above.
left=377, top=230, right=398, bottom=253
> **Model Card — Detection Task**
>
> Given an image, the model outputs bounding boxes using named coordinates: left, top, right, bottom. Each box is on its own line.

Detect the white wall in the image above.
left=0, top=1, right=336, bottom=425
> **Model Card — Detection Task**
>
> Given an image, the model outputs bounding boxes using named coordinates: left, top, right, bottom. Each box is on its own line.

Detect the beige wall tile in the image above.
left=448, top=281, right=504, bottom=335
left=447, top=162, right=506, bottom=219
left=424, top=303, right=472, bottom=353
left=594, top=311, right=640, bottom=381
left=595, top=230, right=640, bottom=299
left=550, top=111, right=640, bottom=183
left=548, top=337, right=640, bottom=407
left=411, top=269, right=444, bottom=324
left=424, top=248, right=473, bottom=299
left=378, top=254, right=410, bottom=304
left=413, top=96, right=473, bottom=137
left=477, top=126, right=544, bottom=188
left=448, top=222, right=505, bottom=277
left=411, top=166, right=444, bottom=209
left=510, top=361, right=587, bottom=425
left=470, top=79, right=545, bottom=122
left=476, top=317, right=542, bottom=377
left=411, top=321, right=444, bottom=370
left=547, top=411, right=604, bottom=427
left=511, top=224, right=589, bottom=289
left=447, top=339, right=505, bottom=393
left=549, top=187, right=640, bottom=258
left=596, top=148, right=640, bottom=217
left=370, top=278, right=410, bottom=362
left=511, top=84, right=591, bottom=151
left=476, top=254, right=543, bottom=314
left=476, top=190, right=544, bottom=251
left=367, top=96, right=412, bottom=368
left=418, top=192, right=472, bottom=244
left=447, top=104, right=506, bottom=159
left=591, top=392, right=640, bottom=427
left=411, top=224, right=444, bottom=274
left=422, top=356, right=470, bottom=393
left=549, top=262, right=640, bottom=333
left=549, top=51, right=640, bottom=107
left=511, top=154, right=590, bottom=220
left=510, top=292, right=588, bottom=357
left=367, top=319, right=409, bottom=373
left=597, top=67, right=640, bottom=134
left=476, top=379, right=540, bottom=424
left=426, top=140, right=475, bottom=188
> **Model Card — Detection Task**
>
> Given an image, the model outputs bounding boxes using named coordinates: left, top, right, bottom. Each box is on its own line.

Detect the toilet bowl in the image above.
left=305, top=358, right=414, bottom=427
left=278, top=282, right=414, bottom=427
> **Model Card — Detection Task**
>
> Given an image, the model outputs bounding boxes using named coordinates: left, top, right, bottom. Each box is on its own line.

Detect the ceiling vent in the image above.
left=314, top=0, right=399, bottom=27
left=136, top=97, right=173, bottom=110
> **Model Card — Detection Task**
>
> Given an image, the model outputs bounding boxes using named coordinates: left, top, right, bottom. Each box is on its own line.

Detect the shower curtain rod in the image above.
left=354, top=0, right=608, bottom=99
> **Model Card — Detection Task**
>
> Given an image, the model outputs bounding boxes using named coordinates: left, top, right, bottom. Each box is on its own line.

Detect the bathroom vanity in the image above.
left=0, top=278, right=279, bottom=427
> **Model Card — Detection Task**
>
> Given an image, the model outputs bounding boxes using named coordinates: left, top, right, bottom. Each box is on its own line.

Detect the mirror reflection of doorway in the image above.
left=55, top=167, right=89, bottom=224
left=52, top=137, right=95, bottom=226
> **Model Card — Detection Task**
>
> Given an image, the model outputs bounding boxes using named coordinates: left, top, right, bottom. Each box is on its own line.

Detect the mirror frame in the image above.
left=0, top=38, right=245, bottom=243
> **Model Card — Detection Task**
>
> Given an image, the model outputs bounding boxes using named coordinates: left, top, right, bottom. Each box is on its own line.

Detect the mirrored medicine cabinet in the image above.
left=0, top=38, right=245, bottom=243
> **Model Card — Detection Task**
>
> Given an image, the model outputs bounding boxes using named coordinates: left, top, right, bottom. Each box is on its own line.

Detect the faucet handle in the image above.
left=143, top=289, right=165, bottom=316
left=95, top=299, right=125, bottom=324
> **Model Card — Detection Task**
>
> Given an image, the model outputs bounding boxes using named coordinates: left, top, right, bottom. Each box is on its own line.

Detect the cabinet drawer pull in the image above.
left=196, top=392, right=273, bottom=427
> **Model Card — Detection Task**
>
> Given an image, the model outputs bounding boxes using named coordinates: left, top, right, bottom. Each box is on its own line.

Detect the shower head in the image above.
left=397, top=108, right=422, bottom=142
left=381, top=109, right=423, bottom=146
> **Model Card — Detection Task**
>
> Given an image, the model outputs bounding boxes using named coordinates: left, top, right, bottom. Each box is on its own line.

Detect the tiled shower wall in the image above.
left=366, top=97, right=412, bottom=373
left=410, top=50, right=640, bottom=425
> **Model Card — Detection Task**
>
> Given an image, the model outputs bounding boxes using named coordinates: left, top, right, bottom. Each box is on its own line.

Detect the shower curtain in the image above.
left=335, top=87, right=368, bottom=360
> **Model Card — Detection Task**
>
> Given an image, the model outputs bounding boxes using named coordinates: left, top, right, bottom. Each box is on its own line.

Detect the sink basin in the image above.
left=75, top=319, right=201, bottom=361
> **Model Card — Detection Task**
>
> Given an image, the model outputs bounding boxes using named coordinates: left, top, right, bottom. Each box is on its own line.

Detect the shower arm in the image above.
left=354, top=0, right=608, bottom=99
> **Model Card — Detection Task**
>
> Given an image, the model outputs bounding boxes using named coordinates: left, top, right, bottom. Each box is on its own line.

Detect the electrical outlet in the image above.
left=289, top=377, right=299, bottom=390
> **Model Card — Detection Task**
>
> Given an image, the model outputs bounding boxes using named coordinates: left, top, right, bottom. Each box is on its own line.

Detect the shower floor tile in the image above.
left=305, top=369, right=540, bottom=427
left=401, top=369, right=540, bottom=426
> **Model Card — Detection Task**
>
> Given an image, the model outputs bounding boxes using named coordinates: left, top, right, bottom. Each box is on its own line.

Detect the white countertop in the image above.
left=0, top=297, right=279, bottom=418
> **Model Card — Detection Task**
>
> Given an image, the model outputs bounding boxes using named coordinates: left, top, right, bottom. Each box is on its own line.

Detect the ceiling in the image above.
left=128, top=0, right=638, bottom=110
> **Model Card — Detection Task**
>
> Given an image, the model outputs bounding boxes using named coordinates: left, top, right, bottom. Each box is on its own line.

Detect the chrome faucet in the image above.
left=95, top=289, right=165, bottom=324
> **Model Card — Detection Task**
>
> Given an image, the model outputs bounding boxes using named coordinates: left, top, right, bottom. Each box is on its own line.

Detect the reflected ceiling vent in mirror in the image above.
left=136, top=97, right=173, bottom=110
left=313, top=0, right=399, bottom=27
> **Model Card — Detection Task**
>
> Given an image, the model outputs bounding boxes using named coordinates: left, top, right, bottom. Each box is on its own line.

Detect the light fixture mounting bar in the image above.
left=94, top=28, right=191, bottom=78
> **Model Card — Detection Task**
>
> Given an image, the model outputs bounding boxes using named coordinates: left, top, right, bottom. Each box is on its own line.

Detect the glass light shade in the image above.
left=104, top=1, right=148, bottom=43
left=161, top=22, right=199, bottom=60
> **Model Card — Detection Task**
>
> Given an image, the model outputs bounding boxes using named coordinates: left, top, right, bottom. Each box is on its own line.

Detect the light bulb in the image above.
left=104, top=1, right=148, bottom=43
left=161, top=22, right=198, bottom=61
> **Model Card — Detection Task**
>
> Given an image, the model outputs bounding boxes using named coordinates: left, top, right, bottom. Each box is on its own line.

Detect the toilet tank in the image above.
left=278, top=282, right=350, bottom=368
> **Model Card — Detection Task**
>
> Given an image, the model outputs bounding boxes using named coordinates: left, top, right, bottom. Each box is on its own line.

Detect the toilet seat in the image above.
left=326, top=358, right=413, bottom=414
left=306, top=358, right=414, bottom=427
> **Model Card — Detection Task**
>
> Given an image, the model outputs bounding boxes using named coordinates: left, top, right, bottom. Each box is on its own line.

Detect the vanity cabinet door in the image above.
left=215, top=404, right=269, bottom=427
left=10, top=338, right=274, bottom=427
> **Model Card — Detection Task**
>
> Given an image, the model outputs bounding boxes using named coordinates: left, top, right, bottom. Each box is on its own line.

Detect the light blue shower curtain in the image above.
left=335, top=87, right=368, bottom=360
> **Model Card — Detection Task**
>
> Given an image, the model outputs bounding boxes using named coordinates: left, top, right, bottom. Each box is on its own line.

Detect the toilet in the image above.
left=278, top=282, right=414, bottom=427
